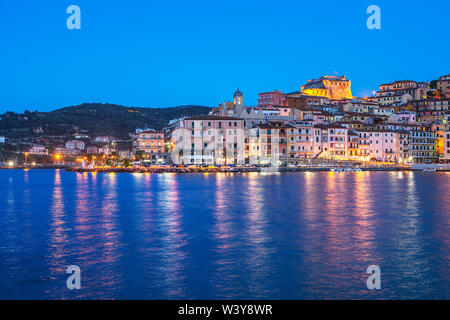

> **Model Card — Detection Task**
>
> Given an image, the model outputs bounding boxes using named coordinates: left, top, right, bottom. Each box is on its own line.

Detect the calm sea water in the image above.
left=0, top=169, right=449, bottom=299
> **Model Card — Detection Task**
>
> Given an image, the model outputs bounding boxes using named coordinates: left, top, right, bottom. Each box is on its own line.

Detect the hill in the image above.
left=0, top=103, right=212, bottom=139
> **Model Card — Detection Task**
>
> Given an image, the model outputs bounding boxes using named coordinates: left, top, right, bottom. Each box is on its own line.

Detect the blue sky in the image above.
left=0, top=0, right=449, bottom=112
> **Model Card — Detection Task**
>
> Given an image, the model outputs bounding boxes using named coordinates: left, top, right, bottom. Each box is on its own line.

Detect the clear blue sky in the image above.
left=1, top=0, right=449, bottom=112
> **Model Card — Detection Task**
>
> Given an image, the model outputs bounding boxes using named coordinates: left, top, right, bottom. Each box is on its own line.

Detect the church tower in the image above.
left=233, top=88, right=243, bottom=115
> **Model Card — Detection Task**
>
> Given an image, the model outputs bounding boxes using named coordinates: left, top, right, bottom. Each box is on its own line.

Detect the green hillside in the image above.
left=0, top=103, right=211, bottom=139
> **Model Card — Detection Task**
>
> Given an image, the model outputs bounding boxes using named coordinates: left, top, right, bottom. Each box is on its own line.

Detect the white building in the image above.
left=65, top=140, right=85, bottom=150
left=170, top=115, right=245, bottom=165
left=29, top=145, right=48, bottom=155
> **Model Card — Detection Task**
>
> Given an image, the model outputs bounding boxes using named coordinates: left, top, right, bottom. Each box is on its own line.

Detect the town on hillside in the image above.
left=1, top=74, right=450, bottom=171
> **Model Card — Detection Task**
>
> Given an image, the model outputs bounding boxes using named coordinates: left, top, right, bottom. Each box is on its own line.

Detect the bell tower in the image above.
left=233, top=88, right=243, bottom=115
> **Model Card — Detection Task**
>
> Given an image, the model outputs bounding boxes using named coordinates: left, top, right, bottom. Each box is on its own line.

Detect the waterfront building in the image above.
left=356, top=129, right=400, bottom=162
left=443, top=131, right=450, bottom=162
left=398, top=131, right=411, bottom=163
left=300, top=75, right=353, bottom=100
left=258, top=90, right=287, bottom=108
left=347, top=130, right=360, bottom=158
left=133, top=129, right=165, bottom=154
left=29, top=145, right=48, bottom=155
left=170, top=115, right=245, bottom=165
left=65, top=140, right=85, bottom=151
left=254, top=122, right=287, bottom=165
left=286, top=123, right=315, bottom=159
left=313, top=124, right=348, bottom=158
left=436, top=130, right=445, bottom=159
left=409, top=130, right=438, bottom=164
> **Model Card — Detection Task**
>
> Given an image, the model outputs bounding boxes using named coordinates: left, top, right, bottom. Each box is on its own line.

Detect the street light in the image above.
left=24, top=152, right=29, bottom=165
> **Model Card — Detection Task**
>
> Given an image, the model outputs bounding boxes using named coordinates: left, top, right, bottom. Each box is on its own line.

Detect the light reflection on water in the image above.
left=0, top=170, right=449, bottom=299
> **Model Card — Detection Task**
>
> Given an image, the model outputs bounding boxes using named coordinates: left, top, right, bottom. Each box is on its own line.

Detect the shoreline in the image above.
left=2, top=165, right=448, bottom=173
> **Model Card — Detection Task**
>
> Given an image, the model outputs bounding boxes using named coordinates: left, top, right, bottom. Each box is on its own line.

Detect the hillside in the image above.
left=0, top=103, right=212, bottom=139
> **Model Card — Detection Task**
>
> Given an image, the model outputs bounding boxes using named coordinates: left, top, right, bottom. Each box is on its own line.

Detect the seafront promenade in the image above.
left=1, top=164, right=446, bottom=173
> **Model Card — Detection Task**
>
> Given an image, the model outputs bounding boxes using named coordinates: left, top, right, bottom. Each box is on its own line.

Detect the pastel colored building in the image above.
left=170, top=115, right=245, bottom=165
left=357, top=129, right=402, bottom=162
left=286, top=123, right=315, bottom=159
left=133, top=130, right=165, bottom=154
left=347, top=131, right=360, bottom=158
left=443, top=131, right=450, bottom=162
left=258, top=90, right=286, bottom=109
left=313, top=124, right=348, bottom=158
left=388, top=111, right=417, bottom=123
left=372, top=92, right=414, bottom=106
left=255, top=123, right=287, bottom=165
left=409, top=130, right=438, bottom=164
